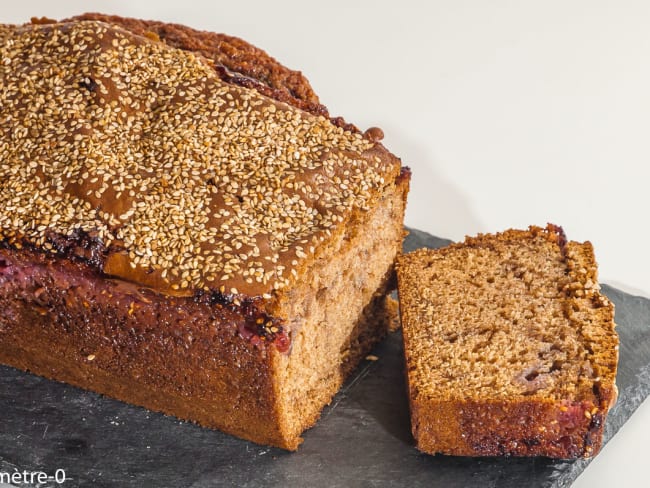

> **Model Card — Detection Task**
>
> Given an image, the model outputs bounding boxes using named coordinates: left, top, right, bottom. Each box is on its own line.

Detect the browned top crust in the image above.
left=60, top=13, right=330, bottom=119
left=0, top=19, right=401, bottom=298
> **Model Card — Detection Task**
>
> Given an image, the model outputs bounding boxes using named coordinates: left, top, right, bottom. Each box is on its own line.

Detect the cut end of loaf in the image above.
left=271, top=174, right=409, bottom=450
left=397, top=224, right=619, bottom=458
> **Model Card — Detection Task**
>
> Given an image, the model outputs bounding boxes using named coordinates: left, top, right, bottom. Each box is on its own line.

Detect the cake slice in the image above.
left=0, top=17, right=409, bottom=450
left=396, top=225, right=618, bottom=458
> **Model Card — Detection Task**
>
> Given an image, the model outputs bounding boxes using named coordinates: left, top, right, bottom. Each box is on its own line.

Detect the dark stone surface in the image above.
left=1, top=228, right=648, bottom=487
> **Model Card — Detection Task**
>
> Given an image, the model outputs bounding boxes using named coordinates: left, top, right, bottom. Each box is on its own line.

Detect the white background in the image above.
left=4, top=1, right=650, bottom=486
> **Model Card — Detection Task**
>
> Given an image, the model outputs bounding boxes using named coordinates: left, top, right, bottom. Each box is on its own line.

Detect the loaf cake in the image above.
left=0, top=15, right=409, bottom=450
left=396, top=225, right=618, bottom=458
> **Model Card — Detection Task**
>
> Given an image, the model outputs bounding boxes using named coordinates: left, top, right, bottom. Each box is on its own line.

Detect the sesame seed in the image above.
left=0, top=20, right=392, bottom=298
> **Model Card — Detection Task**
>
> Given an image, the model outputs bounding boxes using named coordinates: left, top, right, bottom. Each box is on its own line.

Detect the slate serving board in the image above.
left=1, top=228, right=649, bottom=488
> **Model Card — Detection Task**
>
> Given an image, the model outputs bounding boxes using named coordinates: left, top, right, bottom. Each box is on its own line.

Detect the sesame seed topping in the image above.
left=0, top=20, right=395, bottom=297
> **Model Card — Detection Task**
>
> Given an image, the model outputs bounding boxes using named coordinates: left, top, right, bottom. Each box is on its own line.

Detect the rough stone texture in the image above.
left=0, top=228, right=647, bottom=487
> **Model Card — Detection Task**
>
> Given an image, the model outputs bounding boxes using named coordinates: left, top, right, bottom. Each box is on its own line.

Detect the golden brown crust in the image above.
left=397, top=225, right=618, bottom=458
left=0, top=19, right=402, bottom=300
left=411, top=398, right=611, bottom=458
left=39, top=13, right=324, bottom=117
